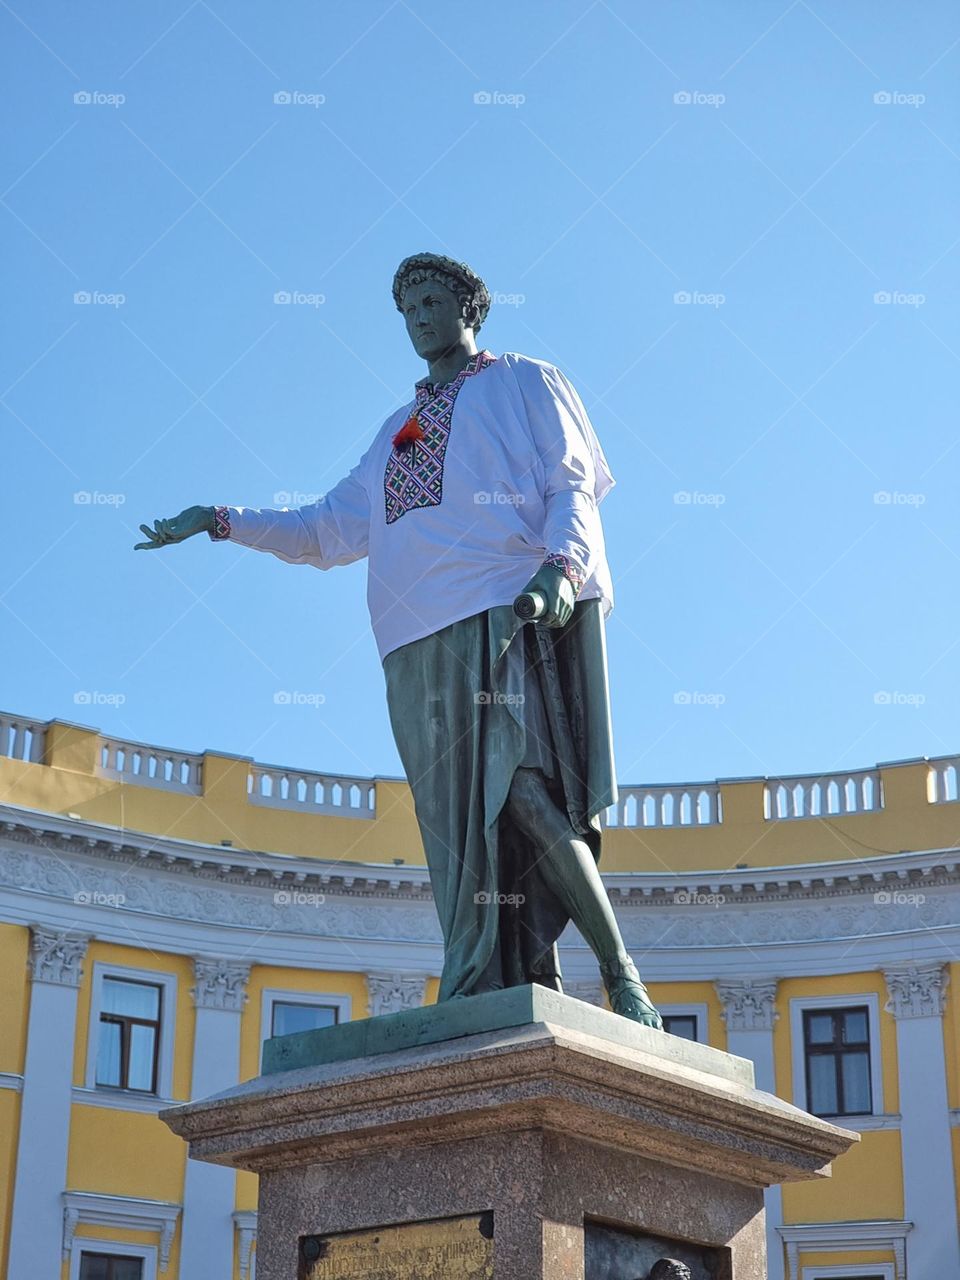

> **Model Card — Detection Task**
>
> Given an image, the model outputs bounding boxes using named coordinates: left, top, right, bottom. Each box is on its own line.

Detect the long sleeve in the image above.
left=209, top=459, right=370, bottom=570
left=517, top=360, right=615, bottom=592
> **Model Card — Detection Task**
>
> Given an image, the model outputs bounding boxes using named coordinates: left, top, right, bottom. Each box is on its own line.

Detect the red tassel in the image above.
left=392, top=414, right=424, bottom=450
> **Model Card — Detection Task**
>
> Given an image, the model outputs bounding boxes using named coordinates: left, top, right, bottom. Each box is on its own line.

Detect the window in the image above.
left=95, top=977, right=162, bottom=1092
left=662, top=1014, right=699, bottom=1041
left=259, top=988, right=352, bottom=1058
left=84, top=964, right=177, bottom=1104
left=656, top=1003, right=708, bottom=1043
left=802, top=1005, right=872, bottom=1117
left=79, top=1252, right=144, bottom=1280
left=271, top=1000, right=339, bottom=1037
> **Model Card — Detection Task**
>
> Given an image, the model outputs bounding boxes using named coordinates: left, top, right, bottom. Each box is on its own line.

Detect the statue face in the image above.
left=400, top=277, right=471, bottom=362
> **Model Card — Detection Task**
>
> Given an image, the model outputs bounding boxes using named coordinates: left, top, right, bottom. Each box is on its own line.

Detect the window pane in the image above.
left=113, top=1258, right=144, bottom=1280
left=808, top=1054, right=838, bottom=1114
left=842, top=1009, right=869, bottom=1043
left=102, top=978, right=160, bottom=1020
left=95, top=1020, right=122, bottom=1087
left=272, top=1002, right=338, bottom=1037
left=841, top=1050, right=871, bottom=1113
left=79, top=1254, right=110, bottom=1280
left=127, top=1023, right=157, bottom=1091
left=805, top=1013, right=835, bottom=1045
left=663, top=1015, right=698, bottom=1041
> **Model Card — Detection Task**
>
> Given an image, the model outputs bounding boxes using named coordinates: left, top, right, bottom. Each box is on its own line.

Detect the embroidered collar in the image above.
left=414, top=349, right=496, bottom=403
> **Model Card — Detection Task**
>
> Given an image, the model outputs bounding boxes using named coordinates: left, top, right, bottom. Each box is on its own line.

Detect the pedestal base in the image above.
left=162, top=986, right=857, bottom=1279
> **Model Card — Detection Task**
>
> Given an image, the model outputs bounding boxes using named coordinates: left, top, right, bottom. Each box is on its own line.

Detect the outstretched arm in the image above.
left=134, top=464, right=371, bottom=569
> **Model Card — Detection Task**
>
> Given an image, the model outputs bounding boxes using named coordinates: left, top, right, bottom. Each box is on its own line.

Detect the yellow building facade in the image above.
left=1, top=708, right=958, bottom=1280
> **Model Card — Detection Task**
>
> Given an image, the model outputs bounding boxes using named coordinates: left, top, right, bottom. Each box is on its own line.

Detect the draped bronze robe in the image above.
left=382, top=597, right=617, bottom=1001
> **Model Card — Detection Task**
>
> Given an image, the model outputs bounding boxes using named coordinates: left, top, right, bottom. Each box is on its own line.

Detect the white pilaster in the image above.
left=178, top=957, right=251, bottom=1280
left=366, top=970, right=427, bottom=1015
left=883, top=961, right=960, bottom=1277
left=7, top=926, right=90, bottom=1279
left=716, top=978, right=784, bottom=1280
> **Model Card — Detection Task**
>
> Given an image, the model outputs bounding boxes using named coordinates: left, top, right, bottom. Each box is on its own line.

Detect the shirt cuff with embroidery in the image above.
left=208, top=506, right=231, bottom=541
left=542, top=552, right=586, bottom=598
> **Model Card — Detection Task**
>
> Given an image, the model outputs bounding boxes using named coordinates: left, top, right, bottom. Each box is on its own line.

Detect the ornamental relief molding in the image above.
left=2, top=841, right=960, bottom=949
left=0, top=845, right=442, bottom=944
left=192, top=957, right=251, bottom=1011
left=883, top=960, right=950, bottom=1018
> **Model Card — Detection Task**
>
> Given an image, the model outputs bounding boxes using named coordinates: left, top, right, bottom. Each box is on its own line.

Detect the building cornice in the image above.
left=4, top=801, right=960, bottom=904
left=3, top=803, right=960, bottom=975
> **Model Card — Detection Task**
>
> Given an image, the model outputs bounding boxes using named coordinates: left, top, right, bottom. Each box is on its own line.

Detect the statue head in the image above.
left=647, top=1261, right=692, bottom=1280
left=392, top=252, right=491, bottom=363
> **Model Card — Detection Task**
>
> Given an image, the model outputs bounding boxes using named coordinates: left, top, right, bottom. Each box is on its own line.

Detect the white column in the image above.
left=7, top=926, right=90, bottom=1278
left=716, top=978, right=784, bottom=1280
left=366, top=970, right=427, bottom=1015
left=883, top=961, right=960, bottom=1277
left=178, top=957, right=251, bottom=1280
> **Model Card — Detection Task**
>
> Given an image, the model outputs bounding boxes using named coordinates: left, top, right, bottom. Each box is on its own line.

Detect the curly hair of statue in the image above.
left=392, top=251, right=492, bottom=332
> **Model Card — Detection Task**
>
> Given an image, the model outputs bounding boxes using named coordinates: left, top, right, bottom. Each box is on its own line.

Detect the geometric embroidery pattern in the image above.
left=384, top=349, right=497, bottom=525
left=209, top=505, right=231, bottom=540
left=543, top=551, right=586, bottom=597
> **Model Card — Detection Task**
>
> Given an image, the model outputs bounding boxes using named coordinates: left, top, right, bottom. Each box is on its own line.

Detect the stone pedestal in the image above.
left=161, top=986, right=856, bottom=1280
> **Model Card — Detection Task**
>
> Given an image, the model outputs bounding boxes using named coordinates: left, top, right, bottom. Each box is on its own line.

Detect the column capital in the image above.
left=367, top=971, right=428, bottom=1016
left=883, top=960, right=949, bottom=1019
left=191, top=956, right=251, bottom=1011
left=28, top=925, right=90, bottom=987
left=715, top=978, right=779, bottom=1032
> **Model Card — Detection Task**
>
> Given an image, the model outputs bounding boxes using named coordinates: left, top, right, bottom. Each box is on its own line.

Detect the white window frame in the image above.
left=789, top=992, right=883, bottom=1120
left=85, top=963, right=178, bottom=1100
left=260, top=987, right=351, bottom=1053
left=801, top=1266, right=894, bottom=1280
left=69, top=1237, right=157, bottom=1280
left=657, top=1002, right=709, bottom=1043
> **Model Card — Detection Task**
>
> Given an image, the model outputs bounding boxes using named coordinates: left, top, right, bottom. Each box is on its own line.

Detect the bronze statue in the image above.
left=135, top=252, right=662, bottom=1028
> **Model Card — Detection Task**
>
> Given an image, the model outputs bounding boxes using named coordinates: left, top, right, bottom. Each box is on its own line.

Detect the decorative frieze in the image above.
left=367, top=971, right=428, bottom=1016
left=191, top=957, right=251, bottom=1011
left=883, top=961, right=949, bottom=1019
left=715, top=979, right=779, bottom=1032
left=28, top=925, right=89, bottom=986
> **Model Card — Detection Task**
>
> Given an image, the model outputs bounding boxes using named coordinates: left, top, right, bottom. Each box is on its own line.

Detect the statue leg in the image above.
left=505, top=766, right=662, bottom=1028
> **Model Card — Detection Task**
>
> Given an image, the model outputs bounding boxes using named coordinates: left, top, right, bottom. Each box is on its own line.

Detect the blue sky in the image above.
left=3, top=0, right=959, bottom=790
